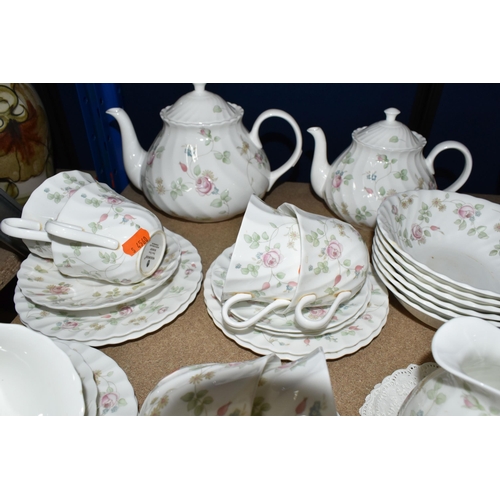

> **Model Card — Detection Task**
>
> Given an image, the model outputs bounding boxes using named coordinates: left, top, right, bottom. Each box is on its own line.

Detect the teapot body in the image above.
left=324, top=135, right=437, bottom=227
left=141, top=118, right=272, bottom=222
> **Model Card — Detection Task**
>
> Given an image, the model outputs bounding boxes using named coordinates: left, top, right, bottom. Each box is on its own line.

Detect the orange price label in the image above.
left=122, top=228, right=151, bottom=256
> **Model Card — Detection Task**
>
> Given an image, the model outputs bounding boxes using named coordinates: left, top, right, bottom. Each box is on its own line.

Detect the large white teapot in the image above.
left=309, top=108, right=473, bottom=228
left=107, top=84, right=302, bottom=222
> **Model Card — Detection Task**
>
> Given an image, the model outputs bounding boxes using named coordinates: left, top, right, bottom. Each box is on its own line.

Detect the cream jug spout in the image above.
left=308, top=127, right=330, bottom=198
left=106, top=108, right=147, bottom=190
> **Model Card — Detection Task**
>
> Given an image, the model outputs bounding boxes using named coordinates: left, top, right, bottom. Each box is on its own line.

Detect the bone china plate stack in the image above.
left=14, top=228, right=203, bottom=346
left=372, top=189, right=500, bottom=329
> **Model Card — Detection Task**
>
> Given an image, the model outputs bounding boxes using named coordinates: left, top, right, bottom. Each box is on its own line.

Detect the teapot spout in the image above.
left=106, top=108, right=147, bottom=190
left=308, top=127, right=330, bottom=198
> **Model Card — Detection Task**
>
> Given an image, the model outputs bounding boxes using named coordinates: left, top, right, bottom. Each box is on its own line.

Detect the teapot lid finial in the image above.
left=384, top=107, right=400, bottom=123
left=193, top=83, right=206, bottom=94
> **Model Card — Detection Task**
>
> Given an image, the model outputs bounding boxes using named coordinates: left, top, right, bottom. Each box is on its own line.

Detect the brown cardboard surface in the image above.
left=83, top=181, right=439, bottom=417
left=10, top=182, right=445, bottom=416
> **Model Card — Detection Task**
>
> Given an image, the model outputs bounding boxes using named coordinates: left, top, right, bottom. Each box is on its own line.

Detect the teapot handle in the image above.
left=425, top=140, right=473, bottom=192
left=249, top=109, right=303, bottom=190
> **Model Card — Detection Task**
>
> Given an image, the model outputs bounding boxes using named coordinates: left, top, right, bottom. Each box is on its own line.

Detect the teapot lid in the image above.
left=353, top=108, right=426, bottom=151
left=160, top=83, right=243, bottom=125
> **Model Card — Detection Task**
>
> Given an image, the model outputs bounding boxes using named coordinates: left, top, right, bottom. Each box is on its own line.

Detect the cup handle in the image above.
left=248, top=109, right=303, bottom=191
left=425, top=140, right=473, bottom=192
left=222, top=293, right=290, bottom=329
left=45, top=221, right=120, bottom=250
left=0, top=218, right=52, bottom=242
left=294, top=291, right=352, bottom=331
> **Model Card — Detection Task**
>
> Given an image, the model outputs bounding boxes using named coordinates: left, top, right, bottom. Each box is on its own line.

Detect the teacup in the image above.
left=221, top=195, right=301, bottom=328
left=0, top=170, right=94, bottom=258
left=277, top=203, right=369, bottom=330
left=44, top=181, right=167, bottom=284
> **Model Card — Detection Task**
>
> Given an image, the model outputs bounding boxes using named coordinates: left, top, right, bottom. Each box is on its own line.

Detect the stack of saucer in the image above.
left=14, top=228, right=202, bottom=346
left=4, top=172, right=202, bottom=346
left=204, top=197, right=389, bottom=361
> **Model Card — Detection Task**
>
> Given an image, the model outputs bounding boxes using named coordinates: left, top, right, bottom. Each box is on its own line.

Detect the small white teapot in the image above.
left=309, top=108, right=473, bottom=228
left=398, top=317, right=500, bottom=416
left=107, top=84, right=302, bottom=222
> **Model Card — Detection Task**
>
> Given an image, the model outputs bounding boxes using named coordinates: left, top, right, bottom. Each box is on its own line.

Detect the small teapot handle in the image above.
left=425, top=140, right=473, bottom=192
left=249, top=109, right=303, bottom=190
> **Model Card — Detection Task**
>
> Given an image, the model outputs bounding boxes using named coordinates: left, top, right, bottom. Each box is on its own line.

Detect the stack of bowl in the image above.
left=372, top=189, right=500, bottom=329
left=0, top=323, right=138, bottom=416
left=1, top=171, right=202, bottom=346
left=204, top=196, right=389, bottom=361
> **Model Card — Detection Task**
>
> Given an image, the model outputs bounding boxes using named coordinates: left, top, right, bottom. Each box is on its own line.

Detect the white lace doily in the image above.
left=359, top=362, right=439, bottom=416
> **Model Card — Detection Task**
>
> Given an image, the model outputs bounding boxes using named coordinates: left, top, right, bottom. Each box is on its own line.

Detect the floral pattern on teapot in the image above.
left=147, top=129, right=272, bottom=221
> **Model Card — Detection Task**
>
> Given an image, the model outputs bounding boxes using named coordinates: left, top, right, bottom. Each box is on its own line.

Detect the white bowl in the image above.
left=374, top=226, right=500, bottom=307
left=372, top=233, right=500, bottom=320
left=0, top=324, right=84, bottom=415
left=377, top=190, right=500, bottom=299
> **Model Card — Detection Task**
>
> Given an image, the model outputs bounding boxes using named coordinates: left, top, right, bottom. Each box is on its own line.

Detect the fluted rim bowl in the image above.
left=377, top=190, right=500, bottom=299
left=0, top=324, right=84, bottom=416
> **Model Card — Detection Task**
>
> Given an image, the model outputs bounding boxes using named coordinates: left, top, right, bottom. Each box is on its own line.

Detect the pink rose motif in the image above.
left=48, top=284, right=71, bottom=295
left=332, top=174, right=343, bottom=189
left=147, top=152, right=155, bottom=166
left=392, top=205, right=398, bottom=215
left=68, top=189, right=78, bottom=197
left=431, top=226, right=440, bottom=231
left=261, top=282, right=271, bottom=290
left=362, top=314, right=372, bottom=321
left=179, top=162, right=188, bottom=172
left=157, top=307, right=168, bottom=314
left=98, top=214, right=108, bottom=224
left=119, top=306, right=133, bottom=316
left=309, top=308, right=327, bottom=319
left=255, top=153, right=264, bottom=165
left=326, top=240, right=342, bottom=260
left=365, top=187, right=374, bottom=195
left=200, top=128, right=207, bottom=136
left=262, top=249, right=282, bottom=268
left=463, top=396, right=474, bottom=409
left=61, top=321, right=78, bottom=329
left=101, top=392, right=119, bottom=409
left=411, top=224, right=423, bottom=240
left=458, top=204, right=475, bottom=219
left=304, top=338, right=311, bottom=346
left=106, top=196, right=122, bottom=205
left=195, top=176, right=214, bottom=196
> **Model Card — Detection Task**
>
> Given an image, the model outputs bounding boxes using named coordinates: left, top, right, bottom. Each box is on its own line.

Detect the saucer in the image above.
left=17, top=227, right=181, bottom=311
left=54, top=339, right=98, bottom=416
left=15, top=233, right=202, bottom=346
left=204, top=261, right=389, bottom=361
left=211, top=245, right=371, bottom=336
left=67, top=341, right=138, bottom=416
left=359, top=362, right=439, bottom=416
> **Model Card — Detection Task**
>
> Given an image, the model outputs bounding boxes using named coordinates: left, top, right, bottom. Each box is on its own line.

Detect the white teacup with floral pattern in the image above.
left=278, top=203, right=369, bottom=330
left=44, top=180, right=167, bottom=284
left=0, top=170, right=94, bottom=258
left=221, top=195, right=301, bottom=329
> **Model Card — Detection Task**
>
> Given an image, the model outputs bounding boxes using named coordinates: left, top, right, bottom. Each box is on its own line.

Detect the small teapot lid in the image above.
left=353, top=108, right=426, bottom=151
left=160, top=83, right=243, bottom=125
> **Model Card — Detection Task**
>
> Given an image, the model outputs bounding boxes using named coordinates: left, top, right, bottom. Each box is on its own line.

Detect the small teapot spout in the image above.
left=308, top=127, right=330, bottom=198
left=106, top=108, right=148, bottom=190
